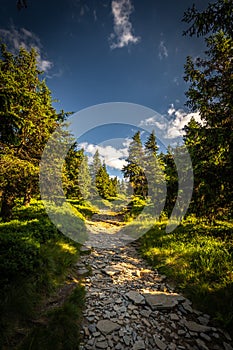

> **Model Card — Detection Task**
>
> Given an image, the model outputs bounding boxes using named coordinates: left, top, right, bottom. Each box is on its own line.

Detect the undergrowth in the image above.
left=139, top=217, right=233, bottom=335
left=0, top=199, right=85, bottom=348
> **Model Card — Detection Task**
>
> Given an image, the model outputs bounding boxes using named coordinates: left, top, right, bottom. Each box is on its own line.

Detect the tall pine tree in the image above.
left=0, top=44, right=59, bottom=219
left=183, top=0, right=233, bottom=219
left=122, top=131, right=147, bottom=198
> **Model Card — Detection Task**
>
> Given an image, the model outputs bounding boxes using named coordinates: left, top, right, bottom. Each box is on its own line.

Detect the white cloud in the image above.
left=158, top=40, right=168, bottom=60
left=168, top=108, right=203, bottom=138
left=0, top=26, right=53, bottom=72
left=168, top=104, right=176, bottom=116
left=140, top=107, right=204, bottom=142
left=79, top=143, right=129, bottom=170
left=109, top=0, right=140, bottom=49
left=140, top=117, right=167, bottom=131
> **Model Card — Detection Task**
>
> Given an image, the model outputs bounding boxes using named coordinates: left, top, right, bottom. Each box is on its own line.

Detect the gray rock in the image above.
left=170, top=313, right=180, bottom=321
left=77, top=268, right=89, bottom=275
left=143, top=291, right=181, bottom=310
left=132, top=340, right=146, bottom=349
left=154, top=336, right=167, bottom=350
left=200, top=332, right=211, bottom=342
left=195, top=338, right=209, bottom=350
left=95, top=340, right=108, bottom=349
left=80, top=246, right=91, bottom=253
left=198, top=316, right=210, bottom=326
left=184, top=320, right=211, bottom=333
left=96, top=320, right=121, bottom=335
left=123, top=335, right=131, bottom=346
left=126, top=291, right=145, bottom=305
left=115, top=343, right=123, bottom=349
left=182, top=300, right=193, bottom=313
left=88, top=324, right=97, bottom=333
left=102, top=266, right=122, bottom=276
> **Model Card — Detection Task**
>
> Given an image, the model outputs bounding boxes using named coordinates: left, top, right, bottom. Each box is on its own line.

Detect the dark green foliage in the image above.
left=183, top=0, right=233, bottom=220
left=0, top=44, right=59, bottom=220
left=182, top=0, right=233, bottom=38
left=122, top=131, right=147, bottom=198
left=0, top=200, right=83, bottom=347
left=144, top=131, right=166, bottom=211
left=18, top=285, right=85, bottom=350
left=161, top=148, right=179, bottom=218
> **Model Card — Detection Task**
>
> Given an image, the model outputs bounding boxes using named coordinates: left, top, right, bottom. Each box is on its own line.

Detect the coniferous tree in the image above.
left=183, top=0, right=233, bottom=219
left=122, top=131, right=147, bottom=198
left=90, top=150, right=102, bottom=180
left=144, top=131, right=165, bottom=208
left=0, top=45, right=59, bottom=220
left=95, top=163, right=110, bottom=199
left=161, top=147, right=179, bottom=218
left=78, top=154, right=92, bottom=200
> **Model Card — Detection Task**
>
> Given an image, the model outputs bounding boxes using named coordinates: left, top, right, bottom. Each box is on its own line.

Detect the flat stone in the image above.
left=143, top=291, right=181, bottom=310
left=154, top=336, right=167, bottom=350
left=102, top=266, right=122, bottom=276
left=96, top=320, right=121, bottom=335
left=77, top=268, right=89, bottom=275
left=182, top=300, right=193, bottom=313
left=198, top=316, right=210, bottom=326
left=195, top=338, right=209, bottom=350
left=140, top=309, right=152, bottom=318
left=170, top=313, right=180, bottom=321
left=80, top=246, right=91, bottom=253
left=132, top=340, right=146, bottom=349
left=184, top=320, right=211, bottom=333
left=95, top=340, right=108, bottom=349
left=200, top=332, right=211, bottom=342
left=123, top=335, right=131, bottom=346
left=126, top=291, right=145, bottom=305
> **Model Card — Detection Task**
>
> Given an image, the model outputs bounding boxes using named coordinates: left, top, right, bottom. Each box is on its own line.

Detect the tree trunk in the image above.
left=0, top=189, right=15, bottom=221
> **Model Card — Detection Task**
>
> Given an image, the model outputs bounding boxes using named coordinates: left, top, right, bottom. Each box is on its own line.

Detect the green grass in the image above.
left=68, top=199, right=98, bottom=219
left=139, top=217, right=233, bottom=335
left=18, top=285, right=85, bottom=350
left=0, top=199, right=86, bottom=348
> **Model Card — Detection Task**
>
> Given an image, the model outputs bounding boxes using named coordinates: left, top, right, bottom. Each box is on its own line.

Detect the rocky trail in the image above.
left=76, top=210, right=233, bottom=350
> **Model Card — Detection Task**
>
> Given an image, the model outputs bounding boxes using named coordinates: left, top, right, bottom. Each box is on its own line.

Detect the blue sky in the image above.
left=0, top=0, right=210, bottom=176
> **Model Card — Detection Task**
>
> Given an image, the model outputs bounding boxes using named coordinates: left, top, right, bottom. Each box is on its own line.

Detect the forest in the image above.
left=0, top=0, right=232, bottom=348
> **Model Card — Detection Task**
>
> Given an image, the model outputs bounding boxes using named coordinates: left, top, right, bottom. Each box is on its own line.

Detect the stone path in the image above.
left=77, top=211, right=233, bottom=350
left=78, top=244, right=232, bottom=350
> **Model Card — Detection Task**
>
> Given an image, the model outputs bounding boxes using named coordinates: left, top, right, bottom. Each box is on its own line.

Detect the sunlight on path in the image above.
left=84, top=209, right=132, bottom=249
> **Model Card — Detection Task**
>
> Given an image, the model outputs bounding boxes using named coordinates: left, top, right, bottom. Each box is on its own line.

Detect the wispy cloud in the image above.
left=0, top=26, right=53, bottom=72
left=109, top=0, right=140, bottom=49
left=140, top=105, right=204, bottom=141
left=158, top=40, right=168, bottom=60
left=80, top=142, right=129, bottom=170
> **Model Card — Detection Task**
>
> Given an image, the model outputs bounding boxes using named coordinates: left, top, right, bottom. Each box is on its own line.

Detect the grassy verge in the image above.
left=68, top=199, right=98, bottom=219
left=0, top=199, right=86, bottom=348
left=18, top=285, right=85, bottom=350
left=139, top=217, right=233, bottom=335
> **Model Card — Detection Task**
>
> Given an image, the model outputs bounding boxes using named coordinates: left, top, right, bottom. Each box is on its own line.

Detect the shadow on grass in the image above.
left=0, top=200, right=85, bottom=348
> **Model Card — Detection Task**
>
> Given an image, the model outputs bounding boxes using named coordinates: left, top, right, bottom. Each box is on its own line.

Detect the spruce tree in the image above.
left=144, top=131, right=165, bottom=207
left=0, top=44, right=59, bottom=220
left=122, top=131, right=147, bottom=198
left=183, top=0, right=233, bottom=219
